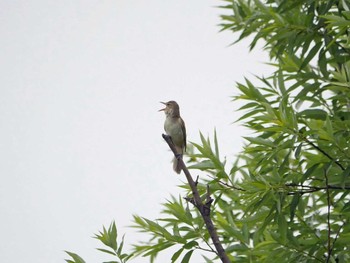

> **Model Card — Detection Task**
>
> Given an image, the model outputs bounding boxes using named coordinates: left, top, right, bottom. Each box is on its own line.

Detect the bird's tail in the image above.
left=173, top=157, right=182, bottom=174
left=173, top=145, right=183, bottom=174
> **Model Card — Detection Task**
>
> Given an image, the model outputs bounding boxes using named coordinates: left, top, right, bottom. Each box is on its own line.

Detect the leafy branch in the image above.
left=162, top=134, right=231, bottom=263
left=65, top=222, right=133, bottom=263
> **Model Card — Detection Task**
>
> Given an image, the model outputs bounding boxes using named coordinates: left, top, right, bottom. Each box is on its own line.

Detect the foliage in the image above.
left=65, top=221, right=133, bottom=263
left=66, top=1, right=350, bottom=262
left=217, top=0, right=350, bottom=262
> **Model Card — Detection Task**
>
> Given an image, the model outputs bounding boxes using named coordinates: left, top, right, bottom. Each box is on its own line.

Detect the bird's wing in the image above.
left=180, top=117, right=186, bottom=152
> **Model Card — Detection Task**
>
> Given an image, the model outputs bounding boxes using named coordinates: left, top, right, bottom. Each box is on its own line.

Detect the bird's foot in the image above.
left=162, top=134, right=171, bottom=140
left=175, top=153, right=182, bottom=160
left=162, top=134, right=175, bottom=144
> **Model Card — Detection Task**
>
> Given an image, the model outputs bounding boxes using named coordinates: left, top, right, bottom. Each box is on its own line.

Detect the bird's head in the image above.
left=159, top=101, right=180, bottom=117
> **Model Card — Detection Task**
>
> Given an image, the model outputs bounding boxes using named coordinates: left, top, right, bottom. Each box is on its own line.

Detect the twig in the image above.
left=303, top=137, right=345, bottom=171
left=290, top=128, right=345, bottom=171
left=324, top=168, right=332, bottom=263
left=162, top=134, right=231, bottom=263
left=195, top=175, right=199, bottom=186
left=206, top=174, right=245, bottom=191
left=195, top=244, right=218, bottom=254
left=329, top=221, right=345, bottom=256
left=285, top=183, right=350, bottom=195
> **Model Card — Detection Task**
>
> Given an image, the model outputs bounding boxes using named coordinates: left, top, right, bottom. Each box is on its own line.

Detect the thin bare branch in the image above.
left=206, top=174, right=245, bottom=191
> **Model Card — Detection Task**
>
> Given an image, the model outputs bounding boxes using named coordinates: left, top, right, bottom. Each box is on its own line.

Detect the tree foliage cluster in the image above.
left=66, top=1, right=350, bottom=262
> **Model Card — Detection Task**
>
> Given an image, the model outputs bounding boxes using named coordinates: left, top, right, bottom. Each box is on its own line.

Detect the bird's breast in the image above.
left=164, top=118, right=184, bottom=144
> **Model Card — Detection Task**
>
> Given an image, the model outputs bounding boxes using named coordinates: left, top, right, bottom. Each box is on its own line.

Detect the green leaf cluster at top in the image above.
left=220, top=0, right=350, bottom=75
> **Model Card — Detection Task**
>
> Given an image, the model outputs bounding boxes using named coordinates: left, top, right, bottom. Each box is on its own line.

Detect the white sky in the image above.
left=0, top=1, right=272, bottom=262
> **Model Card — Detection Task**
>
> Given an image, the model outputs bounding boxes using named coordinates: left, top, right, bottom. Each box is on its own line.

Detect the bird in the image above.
left=159, top=101, right=186, bottom=174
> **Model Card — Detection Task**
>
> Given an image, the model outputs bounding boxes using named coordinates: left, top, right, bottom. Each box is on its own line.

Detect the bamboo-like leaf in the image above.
left=244, top=137, right=275, bottom=147
left=214, top=129, right=220, bottom=159
left=171, top=247, right=184, bottom=262
left=277, top=70, right=286, bottom=96
left=96, top=248, right=117, bottom=256
left=117, top=234, right=125, bottom=256
left=298, top=109, right=328, bottom=120
left=180, top=250, right=194, bottom=263
left=65, top=251, right=86, bottom=263
left=294, top=143, right=303, bottom=159
left=278, top=214, right=287, bottom=244
left=183, top=240, right=198, bottom=249
left=289, top=193, right=300, bottom=221
left=299, top=41, right=323, bottom=70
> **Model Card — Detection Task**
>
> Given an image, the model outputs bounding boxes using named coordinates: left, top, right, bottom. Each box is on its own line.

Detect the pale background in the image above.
left=0, top=1, right=271, bottom=262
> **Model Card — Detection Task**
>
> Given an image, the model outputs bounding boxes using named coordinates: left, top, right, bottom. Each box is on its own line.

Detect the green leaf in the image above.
left=116, top=234, right=125, bottom=256
left=109, top=222, right=118, bottom=251
left=188, top=160, right=215, bottom=170
left=180, top=250, right=194, bottom=263
left=299, top=41, right=323, bottom=70
left=289, top=193, right=300, bottom=221
left=96, top=248, right=117, bottom=256
left=183, top=240, right=198, bottom=249
left=277, top=70, right=286, bottom=96
left=318, top=48, right=329, bottom=77
left=173, top=224, right=180, bottom=237
left=237, top=102, right=260, bottom=111
left=171, top=247, right=184, bottom=262
left=325, top=116, right=333, bottom=136
left=294, top=143, right=303, bottom=159
left=278, top=214, right=287, bottom=244
left=214, top=129, right=220, bottom=159
left=202, top=255, right=214, bottom=263
left=65, top=251, right=86, bottom=263
left=244, top=137, right=275, bottom=147
left=143, top=218, right=174, bottom=241
left=298, top=109, right=328, bottom=120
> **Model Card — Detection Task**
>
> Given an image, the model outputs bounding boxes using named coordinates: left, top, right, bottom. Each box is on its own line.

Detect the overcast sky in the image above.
left=0, top=1, right=272, bottom=262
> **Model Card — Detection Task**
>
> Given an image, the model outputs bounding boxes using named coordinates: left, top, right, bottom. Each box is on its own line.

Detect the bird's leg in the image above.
left=175, top=153, right=183, bottom=160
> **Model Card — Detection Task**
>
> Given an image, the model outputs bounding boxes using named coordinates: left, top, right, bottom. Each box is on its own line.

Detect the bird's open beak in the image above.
left=158, top=101, right=166, bottom=111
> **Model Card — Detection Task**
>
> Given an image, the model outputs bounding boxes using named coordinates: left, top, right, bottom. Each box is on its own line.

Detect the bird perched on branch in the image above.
left=159, top=101, right=186, bottom=174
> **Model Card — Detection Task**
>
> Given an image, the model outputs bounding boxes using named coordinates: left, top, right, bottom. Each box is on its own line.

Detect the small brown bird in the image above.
left=159, top=101, right=186, bottom=174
